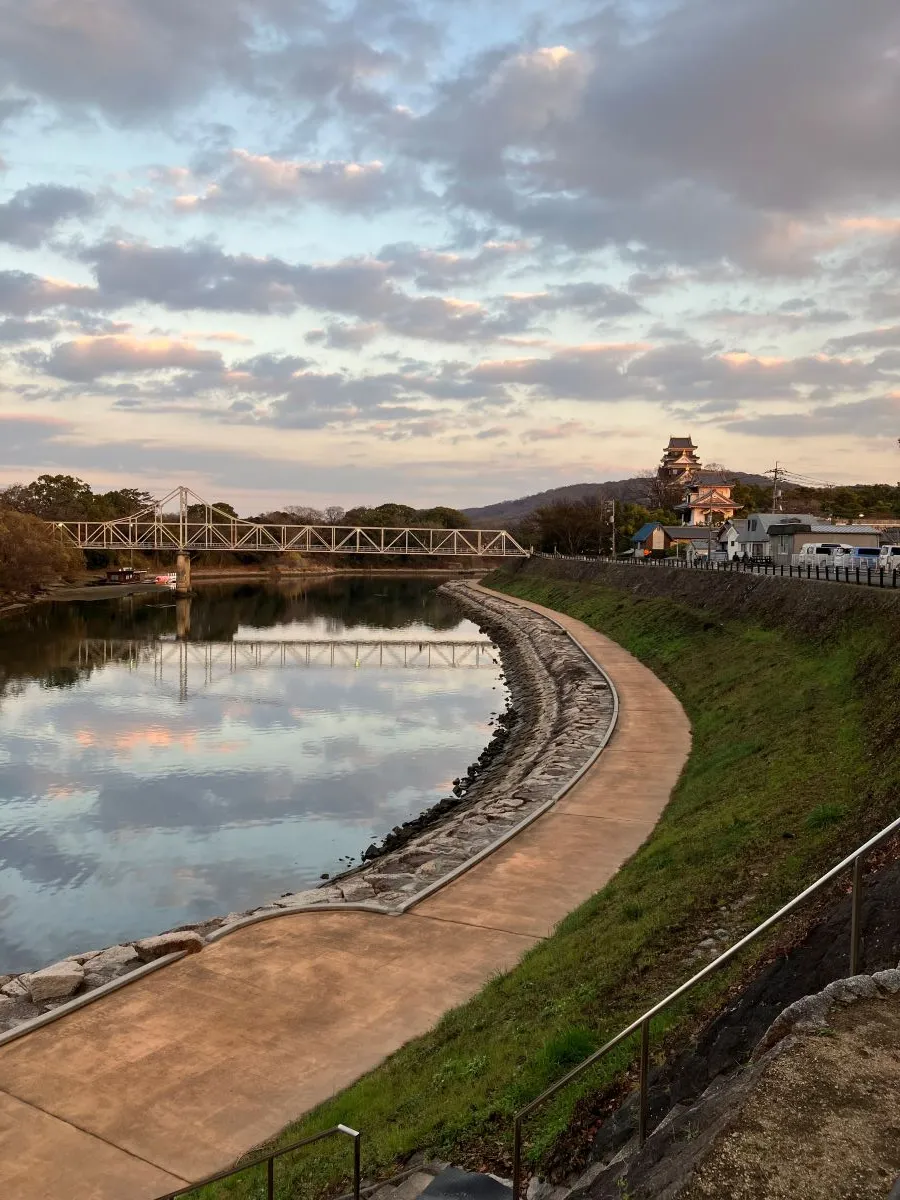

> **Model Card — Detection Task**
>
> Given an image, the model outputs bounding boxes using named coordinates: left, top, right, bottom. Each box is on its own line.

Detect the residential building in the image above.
left=631, top=521, right=670, bottom=556
left=737, top=513, right=818, bottom=559
left=675, top=472, right=739, bottom=526
left=766, top=519, right=880, bottom=563
left=716, top=519, right=749, bottom=559
left=667, top=526, right=720, bottom=559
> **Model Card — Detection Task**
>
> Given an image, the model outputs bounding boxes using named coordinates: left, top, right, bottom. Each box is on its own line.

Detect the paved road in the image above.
left=0, top=586, right=691, bottom=1200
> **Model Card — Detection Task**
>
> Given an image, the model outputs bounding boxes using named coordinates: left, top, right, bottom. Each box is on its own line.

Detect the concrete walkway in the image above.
left=0, top=587, right=690, bottom=1200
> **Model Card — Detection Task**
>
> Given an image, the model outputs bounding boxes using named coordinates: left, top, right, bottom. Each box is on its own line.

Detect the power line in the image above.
left=764, top=466, right=841, bottom=490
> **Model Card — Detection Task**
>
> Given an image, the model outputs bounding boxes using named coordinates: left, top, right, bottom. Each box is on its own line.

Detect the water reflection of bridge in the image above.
left=77, top=638, right=500, bottom=700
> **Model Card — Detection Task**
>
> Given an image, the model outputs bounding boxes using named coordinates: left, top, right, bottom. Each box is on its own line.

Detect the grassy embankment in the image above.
left=196, top=565, right=900, bottom=1199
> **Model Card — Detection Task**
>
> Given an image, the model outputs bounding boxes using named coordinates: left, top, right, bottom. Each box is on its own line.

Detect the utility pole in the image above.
left=771, top=462, right=780, bottom=514
left=609, top=499, right=616, bottom=557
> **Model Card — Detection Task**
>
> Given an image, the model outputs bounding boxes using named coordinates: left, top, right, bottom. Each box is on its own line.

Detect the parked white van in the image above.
left=832, top=546, right=882, bottom=569
left=878, top=545, right=900, bottom=572
left=793, top=542, right=847, bottom=567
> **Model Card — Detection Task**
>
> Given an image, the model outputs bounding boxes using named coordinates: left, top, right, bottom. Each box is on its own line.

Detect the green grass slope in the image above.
left=194, top=566, right=899, bottom=1199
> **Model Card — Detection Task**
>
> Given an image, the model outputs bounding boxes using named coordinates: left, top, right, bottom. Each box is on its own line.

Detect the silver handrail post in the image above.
left=850, top=854, right=864, bottom=975
left=508, top=813, right=900, bottom=1182
left=353, top=1130, right=362, bottom=1200
left=638, top=1018, right=650, bottom=1145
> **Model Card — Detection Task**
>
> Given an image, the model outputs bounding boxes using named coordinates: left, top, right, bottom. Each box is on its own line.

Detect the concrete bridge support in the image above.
left=175, top=597, right=192, bottom=640
left=175, top=552, right=191, bottom=595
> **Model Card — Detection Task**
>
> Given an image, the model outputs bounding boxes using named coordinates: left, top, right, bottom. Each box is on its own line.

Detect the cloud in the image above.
left=307, top=322, right=382, bottom=349
left=0, top=270, right=101, bottom=315
left=172, top=150, right=398, bottom=213
left=826, top=325, right=900, bottom=353
left=189, top=329, right=254, bottom=345
left=626, top=343, right=891, bottom=407
left=0, top=316, right=59, bottom=343
left=467, top=339, right=898, bottom=408
left=35, top=335, right=224, bottom=381
left=471, top=343, right=639, bottom=401
left=0, top=0, right=319, bottom=119
left=393, top=0, right=900, bottom=272
left=74, top=236, right=608, bottom=343
left=0, top=184, right=95, bottom=248
left=520, top=420, right=592, bottom=442
left=375, top=240, right=531, bottom=289
left=729, top=394, right=900, bottom=439
left=696, top=301, right=851, bottom=334
left=502, top=282, right=642, bottom=321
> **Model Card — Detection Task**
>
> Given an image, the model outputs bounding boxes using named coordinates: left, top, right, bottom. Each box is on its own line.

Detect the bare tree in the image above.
left=284, top=505, right=324, bottom=522
left=642, top=470, right=686, bottom=511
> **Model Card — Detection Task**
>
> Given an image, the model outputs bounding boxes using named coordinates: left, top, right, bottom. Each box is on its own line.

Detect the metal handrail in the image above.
left=154, top=1123, right=361, bottom=1200
left=534, top=552, right=900, bottom=589
left=511, top=812, right=900, bottom=1200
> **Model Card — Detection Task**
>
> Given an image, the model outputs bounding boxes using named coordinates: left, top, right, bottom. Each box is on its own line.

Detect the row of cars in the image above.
left=792, top=543, right=900, bottom=570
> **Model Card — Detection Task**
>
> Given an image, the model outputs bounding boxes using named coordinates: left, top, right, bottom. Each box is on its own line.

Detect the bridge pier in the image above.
left=176, top=596, right=192, bottom=639
left=175, top=552, right=191, bottom=595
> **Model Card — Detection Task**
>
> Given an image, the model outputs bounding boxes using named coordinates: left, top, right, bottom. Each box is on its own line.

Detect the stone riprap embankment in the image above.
left=0, top=581, right=615, bottom=1039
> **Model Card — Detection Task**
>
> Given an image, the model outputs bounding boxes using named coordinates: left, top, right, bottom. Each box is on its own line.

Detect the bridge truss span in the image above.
left=76, top=638, right=500, bottom=700
left=55, top=486, right=528, bottom=557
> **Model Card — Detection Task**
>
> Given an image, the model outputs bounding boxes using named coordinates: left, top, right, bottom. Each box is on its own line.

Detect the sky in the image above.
left=1, top=0, right=900, bottom=513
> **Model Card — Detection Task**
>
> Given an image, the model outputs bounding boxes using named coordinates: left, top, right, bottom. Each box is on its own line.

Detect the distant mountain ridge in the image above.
left=463, top=472, right=772, bottom=526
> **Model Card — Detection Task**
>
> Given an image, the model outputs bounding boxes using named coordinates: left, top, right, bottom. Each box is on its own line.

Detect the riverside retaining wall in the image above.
left=510, top=557, right=900, bottom=639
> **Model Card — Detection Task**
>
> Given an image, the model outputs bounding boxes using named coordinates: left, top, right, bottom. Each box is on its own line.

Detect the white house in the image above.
left=737, top=513, right=818, bottom=559
left=716, top=519, right=749, bottom=560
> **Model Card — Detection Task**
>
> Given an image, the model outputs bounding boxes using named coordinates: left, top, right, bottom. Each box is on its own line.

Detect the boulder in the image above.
left=1, top=978, right=28, bottom=998
left=274, top=889, right=336, bottom=908
left=87, top=944, right=139, bottom=974
left=25, top=961, right=85, bottom=1003
left=338, top=881, right=376, bottom=903
left=133, top=931, right=204, bottom=961
left=66, top=950, right=101, bottom=965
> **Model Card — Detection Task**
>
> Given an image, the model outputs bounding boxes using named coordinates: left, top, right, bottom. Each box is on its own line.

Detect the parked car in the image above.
left=832, top=546, right=882, bottom=569
left=792, top=542, right=847, bottom=567
left=878, top=545, right=900, bottom=572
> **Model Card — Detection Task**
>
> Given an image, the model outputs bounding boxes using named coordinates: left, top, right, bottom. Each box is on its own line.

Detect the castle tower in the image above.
left=659, top=436, right=702, bottom=485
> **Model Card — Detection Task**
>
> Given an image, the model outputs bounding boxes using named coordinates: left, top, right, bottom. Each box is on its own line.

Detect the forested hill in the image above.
left=464, top=472, right=771, bottom=526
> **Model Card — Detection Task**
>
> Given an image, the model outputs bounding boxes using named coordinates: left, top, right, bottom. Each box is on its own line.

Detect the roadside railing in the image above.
left=511, top=812, right=900, bottom=1200
left=535, top=552, right=900, bottom=589
left=155, top=1123, right=361, bottom=1200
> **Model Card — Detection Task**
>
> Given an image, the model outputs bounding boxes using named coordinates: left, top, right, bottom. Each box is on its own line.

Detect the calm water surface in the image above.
left=0, top=577, right=504, bottom=971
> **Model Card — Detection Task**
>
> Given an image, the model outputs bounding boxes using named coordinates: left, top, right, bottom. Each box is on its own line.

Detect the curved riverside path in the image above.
left=0, top=586, right=690, bottom=1200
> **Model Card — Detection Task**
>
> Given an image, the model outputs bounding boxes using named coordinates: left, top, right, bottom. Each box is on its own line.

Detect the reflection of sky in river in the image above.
left=0, top=599, right=504, bottom=971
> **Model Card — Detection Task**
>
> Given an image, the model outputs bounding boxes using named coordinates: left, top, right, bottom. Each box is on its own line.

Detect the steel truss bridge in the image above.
left=77, top=637, right=499, bottom=683
left=56, top=486, right=527, bottom=558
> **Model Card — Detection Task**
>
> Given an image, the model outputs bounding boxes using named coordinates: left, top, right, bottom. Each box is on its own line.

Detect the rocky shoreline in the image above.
left=0, top=581, right=616, bottom=1037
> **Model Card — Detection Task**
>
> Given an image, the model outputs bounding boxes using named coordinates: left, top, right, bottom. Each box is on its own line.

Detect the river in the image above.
left=0, top=576, right=504, bottom=972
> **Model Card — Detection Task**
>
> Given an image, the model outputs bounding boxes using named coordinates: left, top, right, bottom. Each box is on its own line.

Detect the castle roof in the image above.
left=691, top=471, right=733, bottom=485
left=666, top=437, right=696, bottom=449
